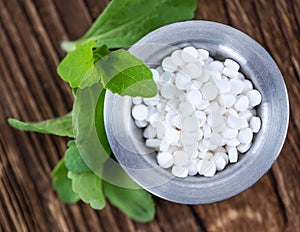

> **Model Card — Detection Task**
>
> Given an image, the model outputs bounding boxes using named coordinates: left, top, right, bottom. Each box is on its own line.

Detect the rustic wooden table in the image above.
left=0, top=0, right=299, bottom=231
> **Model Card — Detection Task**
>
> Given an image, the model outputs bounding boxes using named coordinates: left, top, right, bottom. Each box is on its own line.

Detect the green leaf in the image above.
left=68, top=171, right=105, bottom=210
left=58, top=41, right=157, bottom=98
left=96, top=50, right=157, bottom=97
left=52, top=159, right=80, bottom=203
left=73, top=83, right=109, bottom=176
left=72, top=88, right=78, bottom=96
left=65, top=141, right=91, bottom=174
left=93, top=45, right=110, bottom=63
left=57, top=40, right=99, bottom=88
left=8, top=114, right=74, bottom=137
left=95, top=89, right=112, bottom=155
left=64, top=0, right=197, bottom=50
left=74, top=84, right=143, bottom=189
left=103, top=181, right=155, bottom=222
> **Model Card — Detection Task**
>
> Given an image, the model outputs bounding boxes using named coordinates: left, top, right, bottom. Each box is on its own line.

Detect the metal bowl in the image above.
left=104, top=21, right=289, bottom=204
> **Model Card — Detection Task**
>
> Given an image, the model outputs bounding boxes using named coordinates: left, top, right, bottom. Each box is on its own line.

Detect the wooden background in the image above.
left=0, top=0, right=299, bottom=231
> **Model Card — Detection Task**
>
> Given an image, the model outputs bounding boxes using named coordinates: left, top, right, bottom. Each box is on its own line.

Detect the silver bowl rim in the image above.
left=104, top=20, right=289, bottom=204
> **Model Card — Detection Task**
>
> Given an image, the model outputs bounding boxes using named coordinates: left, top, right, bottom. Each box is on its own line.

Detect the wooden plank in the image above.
left=152, top=199, right=204, bottom=231
left=84, top=0, right=109, bottom=20
left=0, top=0, right=299, bottom=231
left=193, top=1, right=288, bottom=230
left=29, top=0, right=70, bottom=59
left=0, top=46, right=71, bottom=231
left=193, top=175, right=286, bottom=231
left=0, top=1, right=81, bottom=230
left=251, top=2, right=300, bottom=230
left=196, top=0, right=229, bottom=24
left=0, top=0, right=70, bottom=118
left=52, top=0, right=93, bottom=39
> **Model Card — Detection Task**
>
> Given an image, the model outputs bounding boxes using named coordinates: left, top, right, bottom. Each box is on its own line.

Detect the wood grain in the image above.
left=0, top=0, right=299, bottom=231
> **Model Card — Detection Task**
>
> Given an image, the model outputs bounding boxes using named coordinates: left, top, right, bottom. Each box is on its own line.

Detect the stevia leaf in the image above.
left=93, top=45, right=110, bottom=63
left=94, top=89, right=112, bottom=155
left=68, top=171, right=105, bottom=210
left=96, top=49, right=157, bottom=97
left=57, top=40, right=99, bottom=89
left=72, top=88, right=78, bottom=96
left=58, top=41, right=157, bottom=98
left=72, top=83, right=110, bottom=177
left=103, top=181, right=155, bottom=222
left=74, top=84, right=143, bottom=190
left=8, top=114, right=74, bottom=137
left=52, top=159, right=80, bottom=203
left=63, top=0, right=197, bottom=51
left=65, top=141, right=91, bottom=174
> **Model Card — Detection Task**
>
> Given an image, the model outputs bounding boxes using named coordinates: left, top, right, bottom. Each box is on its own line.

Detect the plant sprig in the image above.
left=8, top=0, right=197, bottom=222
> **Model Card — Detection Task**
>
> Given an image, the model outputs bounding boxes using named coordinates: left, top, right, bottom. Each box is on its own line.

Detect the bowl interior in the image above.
left=104, top=21, right=289, bottom=204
